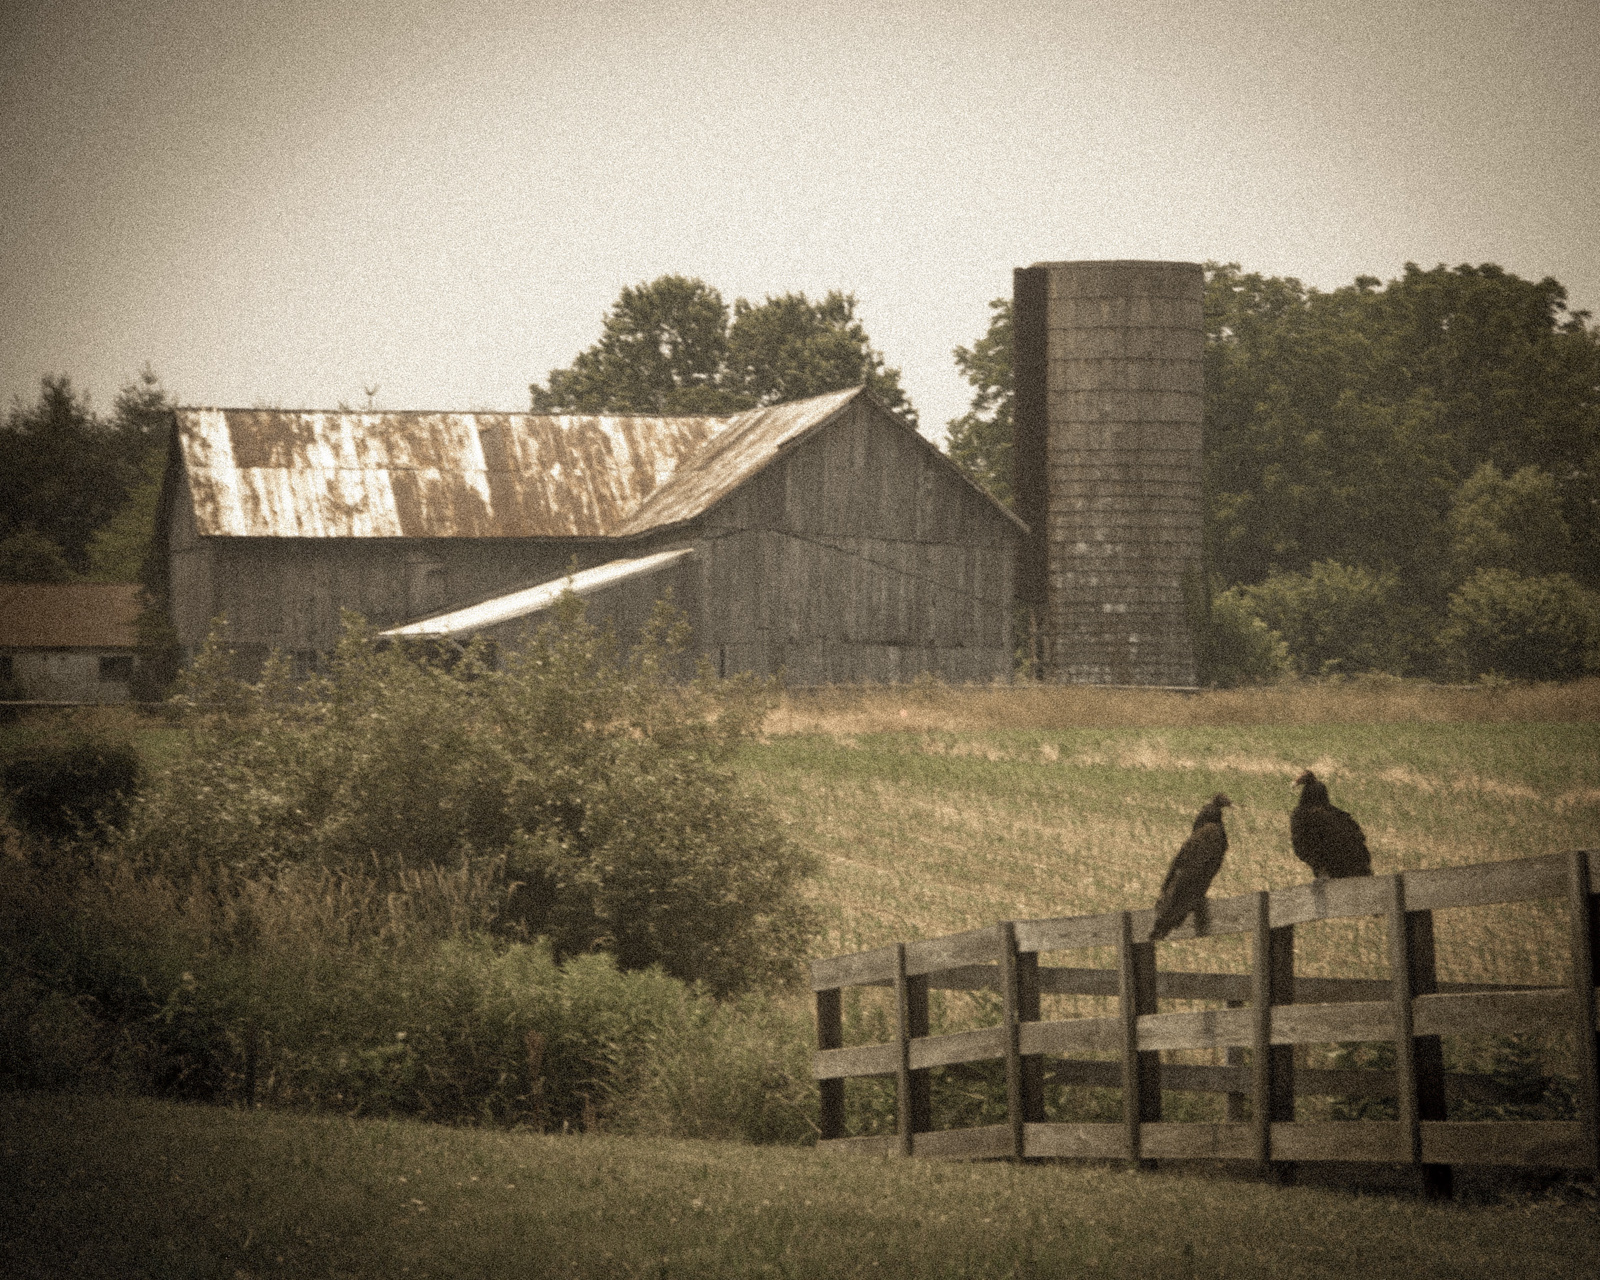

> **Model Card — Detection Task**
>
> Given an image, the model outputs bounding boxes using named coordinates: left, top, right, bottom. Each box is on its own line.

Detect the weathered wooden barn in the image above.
left=158, top=388, right=1023, bottom=684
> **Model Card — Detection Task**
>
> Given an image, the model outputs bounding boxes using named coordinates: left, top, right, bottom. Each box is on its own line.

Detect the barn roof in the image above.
left=0, top=584, right=141, bottom=650
left=380, top=548, right=694, bottom=639
left=173, top=387, right=862, bottom=539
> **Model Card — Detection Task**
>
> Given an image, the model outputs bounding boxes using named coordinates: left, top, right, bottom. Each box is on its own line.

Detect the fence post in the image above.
left=1225, top=1002, right=1247, bottom=1123
left=1250, top=890, right=1295, bottom=1180
left=816, top=985, right=845, bottom=1142
left=895, top=944, right=911, bottom=1157
left=1387, top=874, right=1452, bottom=1199
left=1568, top=850, right=1600, bottom=1172
left=1000, top=921, right=1040, bottom=1160
left=1118, top=911, right=1160, bottom=1168
left=894, top=943, right=931, bottom=1157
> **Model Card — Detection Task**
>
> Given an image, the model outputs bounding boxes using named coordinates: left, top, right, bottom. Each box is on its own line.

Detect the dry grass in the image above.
left=764, top=676, right=1600, bottom=737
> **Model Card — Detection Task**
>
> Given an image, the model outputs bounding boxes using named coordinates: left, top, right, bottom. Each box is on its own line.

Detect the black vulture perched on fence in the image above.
left=1151, top=794, right=1232, bottom=941
left=1290, top=770, right=1373, bottom=879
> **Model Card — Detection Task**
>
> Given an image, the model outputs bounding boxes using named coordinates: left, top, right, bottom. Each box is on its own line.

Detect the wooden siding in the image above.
left=688, top=399, right=1016, bottom=684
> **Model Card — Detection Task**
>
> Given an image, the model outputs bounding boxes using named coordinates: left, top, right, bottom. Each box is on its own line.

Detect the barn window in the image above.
left=0, top=654, right=12, bottom=683
left=99, top=654, right=135, bottom=683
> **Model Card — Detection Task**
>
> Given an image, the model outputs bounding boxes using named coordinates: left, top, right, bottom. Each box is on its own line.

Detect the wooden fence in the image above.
left=813, top=850, right=1600, bottom=1192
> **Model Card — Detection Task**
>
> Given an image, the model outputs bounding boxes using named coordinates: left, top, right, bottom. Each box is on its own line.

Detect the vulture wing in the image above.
left=1151, top=822, right=1228, bottom=941
left=1292, top=801, right=1372, bottom=879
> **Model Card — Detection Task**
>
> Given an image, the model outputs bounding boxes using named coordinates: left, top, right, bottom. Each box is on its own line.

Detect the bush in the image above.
left=126, top=599, right=817, bottom=995
left=1193, top=588, right=1290, bottom=687
left=1438, top=569, right=1600, bottom=681
left=0, top=844, right=816, bottom=1136
left=1236, top=560, right=1416, bottom=676
left=1, top=719, right=142, bottom=845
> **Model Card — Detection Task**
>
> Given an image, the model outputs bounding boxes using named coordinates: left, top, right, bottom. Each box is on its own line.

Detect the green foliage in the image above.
left=0, top=368, right=173, bottom=580
left=1447, top=461, right=1574, bottom=583
left=132, top=600, right=817, bottom=994
left=727, top=290, right=915, bottom=424
left=1234, top=560, right=1416, bottom=675
left=1205, top=261, right=1600, bottom=595
left=1192, top=587, right=1291, bottom=687
left=945, top=297, right=1013, bottom=505
left=0, top=839, right=798, bottom=1131
left=0, top=528, right=73, bottom=583
left=1438, top=568, right=1600, bottom=682
left=530, top=275, right=739, bottom=414
left=530, top=275, right=917, bottom=425
left=0, top=718, right=142, bottom=845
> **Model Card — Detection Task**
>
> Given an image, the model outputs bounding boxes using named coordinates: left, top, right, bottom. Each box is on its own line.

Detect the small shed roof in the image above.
left=0, top=583, right=142, bottom=650
left=379, top=548, right=693, bottom=638
left=173, top=388, right=862, bottom=540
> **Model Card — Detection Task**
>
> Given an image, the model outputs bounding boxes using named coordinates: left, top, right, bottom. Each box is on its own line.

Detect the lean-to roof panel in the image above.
left=615, top=387, right=860, bottom=534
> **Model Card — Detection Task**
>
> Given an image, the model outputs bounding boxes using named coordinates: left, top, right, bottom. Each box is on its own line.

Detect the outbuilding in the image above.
left=157, top=388, right=1022, bottom=684
left=0, top=583, right=142, bottom=703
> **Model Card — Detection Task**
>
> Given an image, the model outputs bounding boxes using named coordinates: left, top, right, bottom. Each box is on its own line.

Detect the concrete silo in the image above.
left=1013, top=260, right=1205, bottom=686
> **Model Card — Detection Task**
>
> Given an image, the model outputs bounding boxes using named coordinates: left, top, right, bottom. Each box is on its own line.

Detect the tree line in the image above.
left=7, top=261, right=1596, bottom=684
left=947, top=262, right=1600, bottom=683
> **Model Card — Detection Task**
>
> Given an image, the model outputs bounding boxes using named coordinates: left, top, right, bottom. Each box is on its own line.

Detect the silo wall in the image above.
left=1013, top=259, right=1204, bottom=686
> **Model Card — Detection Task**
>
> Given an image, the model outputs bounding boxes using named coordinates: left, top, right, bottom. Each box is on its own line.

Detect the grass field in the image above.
left=4, top=1092, right=1598, bottom=1280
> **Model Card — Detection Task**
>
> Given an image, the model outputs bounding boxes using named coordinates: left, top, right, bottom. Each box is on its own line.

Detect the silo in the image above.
left=1012, top=260, right=1204, bottom=686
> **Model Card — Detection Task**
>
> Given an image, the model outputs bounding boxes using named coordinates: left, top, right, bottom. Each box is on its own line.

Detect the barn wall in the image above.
left=168, top=479, right=216, bottom=655
left=687, top=400, right=1016, bottom=684
left=204, top=536, right=616, bottom=666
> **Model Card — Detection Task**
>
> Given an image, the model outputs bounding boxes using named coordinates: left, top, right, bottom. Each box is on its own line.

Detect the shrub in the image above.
left=1193, top=588, right=1290, bottom=687
left=1, top=719, right=142, bottom=845
left=1236, top=560, right=1415, bottom=676
left=1438, top=568, right=1600, bottom=681
left=0, top=844, right=810, bottom=1136
left=125, top=598, right=818, bottom=994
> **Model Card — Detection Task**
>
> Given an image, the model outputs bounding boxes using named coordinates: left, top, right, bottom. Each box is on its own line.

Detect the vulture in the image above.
left=1151, top=794, right=1232, bottom=941
left=1290, top=770, right=1373, bottom=879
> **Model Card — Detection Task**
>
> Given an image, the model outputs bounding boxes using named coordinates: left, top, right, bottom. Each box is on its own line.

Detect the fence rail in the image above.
left=812, top=850, right=1600, bottom=1193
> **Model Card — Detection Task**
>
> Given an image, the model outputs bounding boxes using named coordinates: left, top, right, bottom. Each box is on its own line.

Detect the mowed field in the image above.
left=748, top=680, right=1600, bottom=990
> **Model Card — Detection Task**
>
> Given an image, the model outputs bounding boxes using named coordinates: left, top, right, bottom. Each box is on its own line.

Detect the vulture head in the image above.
left=1294, top=771, right=1331, bottom=805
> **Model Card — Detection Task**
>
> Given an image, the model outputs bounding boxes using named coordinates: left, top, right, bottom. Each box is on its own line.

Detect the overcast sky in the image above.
left=3, top=0, right=1596, bottom=441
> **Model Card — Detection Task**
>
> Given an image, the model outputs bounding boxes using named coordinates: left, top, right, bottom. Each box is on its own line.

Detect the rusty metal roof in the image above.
left=380, top=548, right=695, bottom=638
left=0, top=584, right=142, bottom=650
left=172, top=388, right=934, bottom=540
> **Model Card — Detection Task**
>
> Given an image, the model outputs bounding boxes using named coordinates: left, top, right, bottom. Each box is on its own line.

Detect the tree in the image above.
left=726, top=290, right=916, bottom=425
left=0, top=376, right=129, bottom=576
left=1447, top=462, right=1573, bottom=584
left=530, top=276, right=917, bottom=425
left=86, top=366, right=175, bottom=583
left=945, top=298, right=1013, bottom=504
left=0, top=368, right=174, bottom=583
left=530, top=275, right=737, bottom=415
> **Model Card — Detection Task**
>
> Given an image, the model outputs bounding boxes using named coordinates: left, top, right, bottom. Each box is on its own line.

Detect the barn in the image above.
left=157, top=387, right=1023, bottom=684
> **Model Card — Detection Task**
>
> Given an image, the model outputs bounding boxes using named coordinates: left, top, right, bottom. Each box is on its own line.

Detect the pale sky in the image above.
left=3, top=0, right=1596, bottom=442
